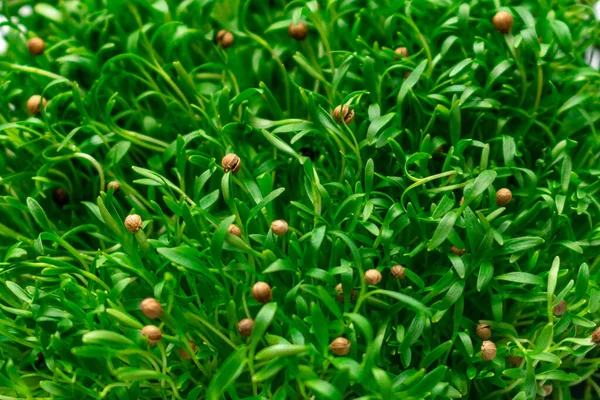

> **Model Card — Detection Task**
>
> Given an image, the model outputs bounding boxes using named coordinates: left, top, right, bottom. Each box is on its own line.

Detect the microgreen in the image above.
left=0, top=0, right=599, bottom=399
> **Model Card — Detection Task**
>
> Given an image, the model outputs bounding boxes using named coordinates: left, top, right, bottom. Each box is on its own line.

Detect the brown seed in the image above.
left=216, top=29, right=234, bottom=48
left=178, top=340, right=197, bottom=359
left=364, top=269, right=382, bottom=285
left=332, top=104, right=355, bottom=124
left=124, top=214, right=143, bottom=233
left=252, top=282, right=272, bottom=304
left=27, top=95, right=47, bottom=115
left=552, top=299, right=567, bottom=316
left=496, top=188, right=513, bottom=206
left=288, top=22, right=308, bottom=41
left=271, top=219, right=288, bottom=236
left=481, top=340, right=497, bottom=361
left=506, top=355, right=523, bottom=366
left=476, top=323, right=492, bottom=340
left=593, top=326, right=600, bottom=345
left=390, top=265, right=406, bottom=279
left=450, top=245, right=466, bottom=256
left=329, top=337, right=351, bottom=356
left=53, top=188, right=69, bottom=207
left=140, top=298, right=163, bottom=319
left=107, top=181, right=120, bottom=193
left=493, top=11, right=514, bottom=34
left=238, top=318, right=255, bottom=337
left=142, top=325, right=162, bottom=345
left=460, top=197, right=465, bottom=206
left=404, top=71, right=412, bottom=79
left=335, top=283, right=356, bottom=302
left=27, top=38, right=46, bottom=56
left=395, top=47, right=409, bottom=57
left=542, top=385, right=553, bottom=397
left=221, top=153, right=241, bottom=173
left=228, top=224, right=242, bottom=237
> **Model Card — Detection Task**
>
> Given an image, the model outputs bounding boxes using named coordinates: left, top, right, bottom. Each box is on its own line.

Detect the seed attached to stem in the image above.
left=216, top=30, right=234, bottom=48
left=125, top=214, right=143, bottom=233
left=329, top=337, right=351, bottom=356
left=27, top=38, right=46, bottom=56
left=178, top=340, right=197, bottom=359
left=252, top=282, right=272, bottom=304
left=395, top=47, right=409, bottom=57
left=332, top=104, right=355, bottom=124
left=27, top=95, right=47, bottom=115
left=593, top=327, right=600, bottom=345
left=53, top=188, right=69, bottom=207
left=450, top=246, right=466, bottom=256
left=493, top=11, right=514, bottom=34
left=476, top=323, right=492, bottom=340
left=238, top=318, right=255, bottom=337
left=288, top=22, right=308, bottom=40
left=271, top=219, right=288, bottom=236
left=335, top=283, right=356, bottom=302
left=496, top=188, right=512, bottom=206
left=542, top=385, right=553, bottom=397
left=142, top=325, right=162, bottom=345
left=507, top=355, right=523, bottom=366
left=390, top=265, right=406, bottom=279
left=481, top=340, right=497, bottom=361
left=140, top=298, right=163, bottom=319
left=364, top=269, right=382, bottom=285
left=553, top=299, right=567, bottom=316
left=107, top=181, right=120, bottom=193
left=221, top=153, right=241, bottom=173
left=228, top=224, right=242, bottom=237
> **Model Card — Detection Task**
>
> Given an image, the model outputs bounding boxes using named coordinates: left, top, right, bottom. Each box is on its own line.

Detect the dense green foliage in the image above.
left=1, top=0, right=600, bottom=398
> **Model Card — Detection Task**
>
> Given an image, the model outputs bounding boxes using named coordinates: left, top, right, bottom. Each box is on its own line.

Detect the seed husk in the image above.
left=252, top=282, right=272, bottom=304
left=329, top=337, right=351, bottom=356
left=27, top=95, right=47, bottom=115
left=288, top=22, right=308, bottom=40
left=364, top=269, right=382, bottom=285
left=27, top=38, right=46, bottom=56
left=552, top=299, right=567, bottom=316
left=476, top=323, right=492, bottom=340
left=107, top=181, right=120, bottom=193
left=332, top=104, right=355, bottom=124
left=496, top=188, right=513, bottom=206
left=238, top=318, right=255, bottom=337
left=271, top=219, right=288, bottom=236
left=481, top=340, right=497, bottom=361
left=493, top=11, right=514, bottom=34
left=228, top=224, right=242, bottom=237
left=216, top=30, right=234, bottom=48
left=140, top=298, right=163, bottom=319
left=142, top=325, right=162, bottom=345
left=221, top=153, right=241, bottom=173
left=390, top=265, right=406, bottom=279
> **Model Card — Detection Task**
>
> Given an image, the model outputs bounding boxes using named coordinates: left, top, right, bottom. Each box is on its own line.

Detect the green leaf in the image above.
left=502, top=237, right=544, bottom=253
left=398, top=60, right=427, bottom=104
left=6, top=282, right=32, bottom=304
left=464, top=170, right=496, bottom=202
left=533, top=324, right=553, bottom=353
left=366, top=113, right=395, bottom=144
left=255, top=344, right=309, bottom=360
left=428, top=210, right=459, bottom=250
left=250, top=303, right=278, bottom=355
left=550, top=20, right=573, bottom=52
left=82, top=330, right=135, bottom=348
left=305, top=380, right=343, bottom=400
left=27, top=197, right=52, bottom=232
left=206, top=346, right=248, bottom=400
left=496, top=272, right=544, bottom=285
